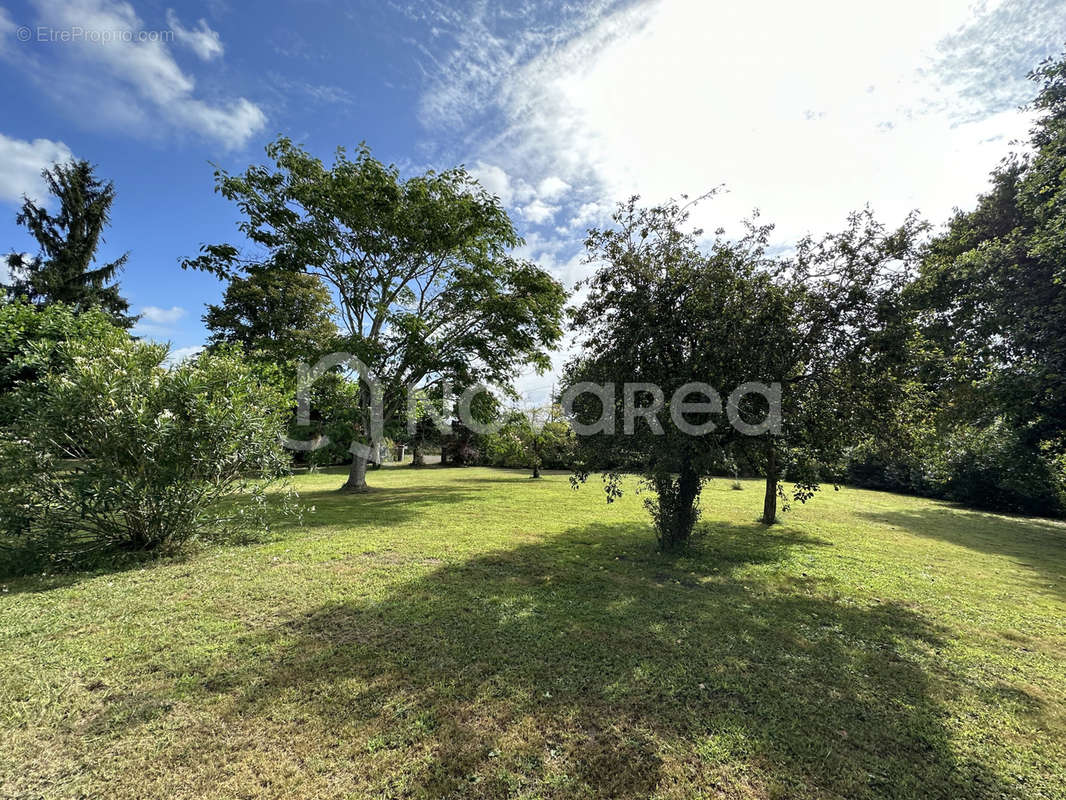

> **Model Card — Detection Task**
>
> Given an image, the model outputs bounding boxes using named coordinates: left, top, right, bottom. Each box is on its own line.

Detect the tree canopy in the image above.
left=204, top=267, right=340, bottom=366
left=4, top=160, right=134, bottom=328
left=184, top=137, right=567, bottom=490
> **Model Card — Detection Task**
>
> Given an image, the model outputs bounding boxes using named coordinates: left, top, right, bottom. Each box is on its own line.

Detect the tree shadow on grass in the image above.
left=134, top=521, right=1013, bottom=799
left=0, top=479, right=479, bottom=593
left=282, top=483, right=481, bottom=533
left=858, top=507, right=1066, bottom=598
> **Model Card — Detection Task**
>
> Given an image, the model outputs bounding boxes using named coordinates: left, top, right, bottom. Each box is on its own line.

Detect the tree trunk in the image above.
left=343, top=450, right=370, bottom=492
left=531, top=463, right=541, bottom=479
left=412, top=442, right=425, bottom=467
left=762, top=439, right=778, bottom=524
left=440, top=449, right=449, bottom=466
left=658, top=454, right=701, bottom=551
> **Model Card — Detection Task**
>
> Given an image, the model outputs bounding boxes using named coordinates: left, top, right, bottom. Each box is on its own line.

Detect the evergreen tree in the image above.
left=4, top=160, right=134, bottom=328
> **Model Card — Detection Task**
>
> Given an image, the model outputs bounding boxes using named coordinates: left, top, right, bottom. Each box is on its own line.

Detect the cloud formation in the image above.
left=0, top=133, right=73, bottom=205
left=419, top=0, right=1065, bottom=252
left=166, top=9, right=224, bottom=61
left=2, top=0, right=265, bottom=149
left=140, top=305, right=186, bottom=325
left=412, top=0, right=1066, bottom=403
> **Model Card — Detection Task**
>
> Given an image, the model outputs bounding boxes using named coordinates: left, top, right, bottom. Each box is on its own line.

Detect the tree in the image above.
left=908, top=51, right=1066, bottom=449
left=752, top=209, right=926, bottom=524
left=565, top=196, right=782, bottom=550
left=184, top=137, right=566, bottom=491
left=4, top=160, right=134, bottom=328
left=204, top=267, right=339, bottom=366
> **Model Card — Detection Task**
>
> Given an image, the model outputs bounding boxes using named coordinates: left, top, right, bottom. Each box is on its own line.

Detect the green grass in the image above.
left=2, top=466, right=1065, bottom=799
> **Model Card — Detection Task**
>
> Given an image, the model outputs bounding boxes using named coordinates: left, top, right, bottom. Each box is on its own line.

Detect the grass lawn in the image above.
left=1, top=466, right=1065, bottom=799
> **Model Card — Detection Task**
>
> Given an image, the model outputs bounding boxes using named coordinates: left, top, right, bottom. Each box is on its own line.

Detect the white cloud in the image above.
left=166, top=9, right=224, bottom=61
left=4, top=0, right=264, bottom=149
left=537, top=176, right=570, bottom=201
left=0, top=6, right=14, bottom=40
left=0, top=133, right=74, bottom=205
left=166, top=345, right=203, bottom=365
left=521, top=198, right=559, bottom=224
left=470, top=161, right=513, bottom=204
left=415, top=0, right=1066, bottom=393
left=134, top=305, right=187, bottom=339
left=140, top=305, right=186, bottom=324
left=422, top=0, right=1064, bottom=249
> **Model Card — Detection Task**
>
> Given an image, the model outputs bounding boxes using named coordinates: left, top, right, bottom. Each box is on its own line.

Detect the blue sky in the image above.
left=1, top=0, right=1065, bottom=397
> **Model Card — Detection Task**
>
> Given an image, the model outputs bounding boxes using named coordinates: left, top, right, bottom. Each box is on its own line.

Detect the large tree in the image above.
left=908, top=51, right=1066, bottom=449
left=4, top=160, right=134, bottom=328
left=184, top=137, right=566, bottom=491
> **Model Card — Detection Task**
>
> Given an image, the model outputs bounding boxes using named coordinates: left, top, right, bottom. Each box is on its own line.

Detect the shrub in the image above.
left=847, top=423, right=1066, bottom=517
left=480, top=417, right=576, bottom=470
left=0, top=301, right=123, bottom=425
left=939, top=422, right=1066, bottom=517
left=0, top=337, right=294, bottom=570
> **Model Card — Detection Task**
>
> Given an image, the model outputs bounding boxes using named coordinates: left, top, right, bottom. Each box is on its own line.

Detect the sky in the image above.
left=1, top=0, right=1064, bottom=399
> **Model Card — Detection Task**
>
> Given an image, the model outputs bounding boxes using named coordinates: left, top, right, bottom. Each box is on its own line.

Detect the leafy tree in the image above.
left=0, top=337, right=294, bottom=569
left=887, top=50, right=1066, bottom=517
left=184, top=137, right=566, bottom=491
left=914, top=51, right=1066, bottom=439
left=483, top=405, right=574, bottom=477
left=565, top=196, right=782, bottom=549
left=204, top=267, right=339, bottom=366
left=4, top=160, right=134, bottom=328
left=752, top=209, right=926, bottom=523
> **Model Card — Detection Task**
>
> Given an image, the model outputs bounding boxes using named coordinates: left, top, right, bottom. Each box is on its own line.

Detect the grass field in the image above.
left=2, top=466, right=1065, bottom=799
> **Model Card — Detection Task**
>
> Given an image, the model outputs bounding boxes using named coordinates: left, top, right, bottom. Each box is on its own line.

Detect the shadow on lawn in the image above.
left=859, top=507, right=1066, bottom=598
left=146, top=521, right=1011, bottom=799
left=286, top=484, right=479, bottom=531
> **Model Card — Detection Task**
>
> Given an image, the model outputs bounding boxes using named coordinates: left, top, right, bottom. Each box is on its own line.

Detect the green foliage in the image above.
left=480, top=411, right=575, bottom=473
left=0, top=337, right=294, bottom=571
left=939, top=422, right=1066, bottom=516
left=0, top=300, right=124, bottom=424
left=4, top=160, right=134, bottom=328
left=183, top=136, right=566, bottom=490
left=757, top=208, right=927, bottom=523
left=874, top=49, right=1066, bottom=517
left=565, top=195, right=923, bottom=543
left=204, top=267, right=339, bottom=368
left=566, top=195, right=785, bottom=548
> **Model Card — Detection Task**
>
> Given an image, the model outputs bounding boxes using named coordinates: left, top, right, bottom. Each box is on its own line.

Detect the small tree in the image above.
left=565, top=196, right=782, bottom=550
left=752, top=209, right=926, bottom=523
left=4, top=160, right=134, bottom=328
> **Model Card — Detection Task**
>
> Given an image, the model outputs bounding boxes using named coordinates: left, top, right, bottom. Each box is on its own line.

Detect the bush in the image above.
left=939, top=422, right=1066, bottom=517
left=479, top=417, right=576, bottom=470
left=0, top=301, right=122, bottom=425
left=847, top=422, right=1066, bottom=517
left=0, top=336, right=294, bottom=570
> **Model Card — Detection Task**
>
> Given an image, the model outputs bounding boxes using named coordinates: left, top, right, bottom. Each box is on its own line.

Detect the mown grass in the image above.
left=1, top=466, right=1064, bottom=799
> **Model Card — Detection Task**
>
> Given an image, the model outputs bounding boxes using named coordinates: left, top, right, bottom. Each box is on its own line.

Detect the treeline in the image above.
left=845, top=54, right=1066, bottom=516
